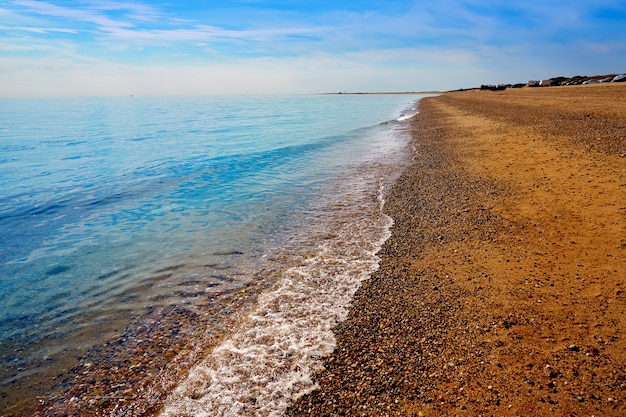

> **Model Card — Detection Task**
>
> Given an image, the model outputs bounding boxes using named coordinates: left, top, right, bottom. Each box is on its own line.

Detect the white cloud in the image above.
left=12, top=0, right=130, bottom=29
left=9, top=1, right=327, bottom=41
left=2, top=25, right=79, bottom=34
left=2, top=0, right=625, bottom=96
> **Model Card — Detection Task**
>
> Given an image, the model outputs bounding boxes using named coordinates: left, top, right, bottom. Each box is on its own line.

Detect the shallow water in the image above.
left=0, top=94, right=424, bottom=414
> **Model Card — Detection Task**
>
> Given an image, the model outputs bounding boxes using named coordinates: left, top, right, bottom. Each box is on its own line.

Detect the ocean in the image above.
left=0, top=94, right=425, bottom=416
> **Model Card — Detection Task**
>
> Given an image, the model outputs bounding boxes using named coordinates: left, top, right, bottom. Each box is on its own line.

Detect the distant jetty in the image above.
left=320, top=91, right=440, bottom=95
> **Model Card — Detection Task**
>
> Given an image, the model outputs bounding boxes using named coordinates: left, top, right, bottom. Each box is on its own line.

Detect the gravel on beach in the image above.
left=287, top=84, right=626, bottom=416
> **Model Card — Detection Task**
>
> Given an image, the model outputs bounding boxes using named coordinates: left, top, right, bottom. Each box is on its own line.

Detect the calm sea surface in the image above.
left=0, top=94, right=424, bottom=415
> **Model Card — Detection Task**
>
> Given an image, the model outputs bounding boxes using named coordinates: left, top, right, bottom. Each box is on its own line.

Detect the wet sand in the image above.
left=288, top=83, right=626, bottom=416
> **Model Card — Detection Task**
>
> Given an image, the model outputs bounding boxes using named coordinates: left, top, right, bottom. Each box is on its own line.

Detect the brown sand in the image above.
left=287, top=83, right=626, bottom=416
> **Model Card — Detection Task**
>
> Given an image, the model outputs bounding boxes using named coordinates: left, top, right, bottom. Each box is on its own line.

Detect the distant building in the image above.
left=480, top=84, right=508, bottom=91
left=527, top=80, right=540, bottom=87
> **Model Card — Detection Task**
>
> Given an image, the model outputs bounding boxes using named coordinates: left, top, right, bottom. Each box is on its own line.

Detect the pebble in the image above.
left=285, top=89, right=626, bottom=417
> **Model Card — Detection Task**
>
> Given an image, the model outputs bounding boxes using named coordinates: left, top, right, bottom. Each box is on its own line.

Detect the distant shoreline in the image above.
left=319, top=91, right=440, bottom=95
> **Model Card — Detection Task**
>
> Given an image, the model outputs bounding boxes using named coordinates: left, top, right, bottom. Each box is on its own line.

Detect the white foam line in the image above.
left=396, top=111, right=419, bottom=121
left=159, top=184, right=393, bottom=417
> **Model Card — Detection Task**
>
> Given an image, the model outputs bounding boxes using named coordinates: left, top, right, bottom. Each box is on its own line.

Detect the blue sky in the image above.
left=1, top=0, right=625, bottom=96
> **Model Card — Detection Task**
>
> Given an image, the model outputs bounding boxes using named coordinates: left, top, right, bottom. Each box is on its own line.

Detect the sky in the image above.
left=1, top=0, right=625, bottom=97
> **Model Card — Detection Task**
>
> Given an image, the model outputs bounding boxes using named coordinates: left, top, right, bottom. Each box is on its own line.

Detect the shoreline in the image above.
left=287, top=84, right=626, bottom=416
left=4, top=95, right=419, bottom=417
left=5, top=86, right=624, bottom=416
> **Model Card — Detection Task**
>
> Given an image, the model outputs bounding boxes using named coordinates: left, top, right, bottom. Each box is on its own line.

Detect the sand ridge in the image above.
left=287, top=83, right=626, bottom=416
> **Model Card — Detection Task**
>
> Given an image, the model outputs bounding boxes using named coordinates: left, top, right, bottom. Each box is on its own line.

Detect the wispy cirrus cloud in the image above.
left=1, top=0, right=625, bottom=96
left=11, top=0, right=145, bottom=31
left=0, top=24, right=78, bottom=34
left=7, top=0, right=329, bottom=45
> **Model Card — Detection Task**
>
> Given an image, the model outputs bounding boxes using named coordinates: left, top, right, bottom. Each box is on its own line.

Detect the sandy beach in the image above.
left=288, top=83, right=626, bottom=416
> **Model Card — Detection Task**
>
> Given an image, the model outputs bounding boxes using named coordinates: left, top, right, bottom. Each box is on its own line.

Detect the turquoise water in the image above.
left=0, top=94, right=423, bottom=414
